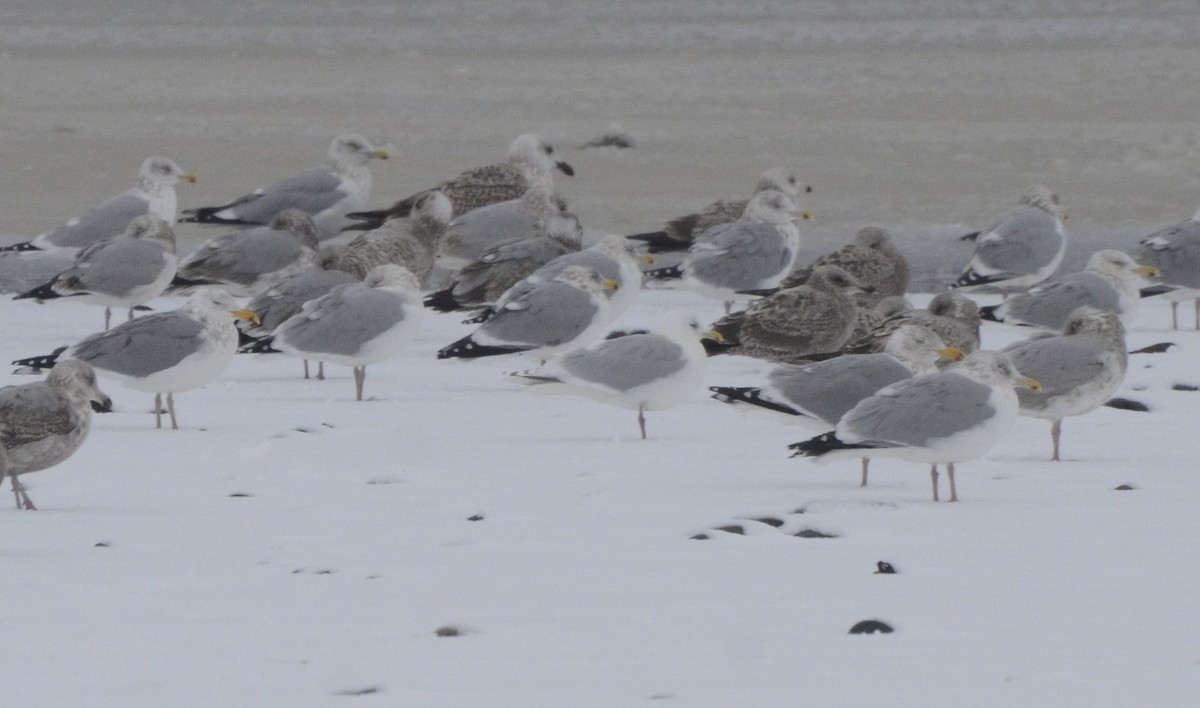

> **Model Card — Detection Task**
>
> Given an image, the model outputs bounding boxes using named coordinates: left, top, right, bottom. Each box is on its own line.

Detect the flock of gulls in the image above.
left=2, top=130, right=1198, bottom=509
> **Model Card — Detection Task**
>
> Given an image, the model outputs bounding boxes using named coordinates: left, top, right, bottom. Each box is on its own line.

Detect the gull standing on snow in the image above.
left=241, top=265, right=423, bottom=401
left=345, top=133, right=574, bottom=230
left=171, top=209, right=320, bottom=298
left=645, top=189, right=806, bottom=310
left=1, top=361, right=112, bottom=510
left=710, top=324, right=963, bottom=486
left=318, top=190, right=452, bottom=287
left=788, top=350, right=1040, bottom=502
left=1, top=157, right=194, bottom=253
left=1135, top=206, right=1200, bottom=330
left=510, top=312, right=712, bottom=440
left=12, top=289, right=259, bottom=430
left=14, top=216, right=179, bottom=330
left=980, top=249, right=1158, bottom=330
left=951, top=185, right=1066, bottom=294
left=1002, top=307, right=1128, bottom=462
left=437, top=266, right=618, bottom=361
left=626, top=168, right=811, bottom=254
left=181, top=134, right=389, bottom=240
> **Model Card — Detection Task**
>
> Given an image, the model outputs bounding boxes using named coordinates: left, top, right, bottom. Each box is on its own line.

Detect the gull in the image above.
left=435, top=183, right=567, bottom=272
left=1002, top=307, right=1128, bottom=461
left=711, top=324, right=963, bottom=486
left=12, top=289, right=259, bottom=430
left=704, top=265, right=869, bottom=362
left=1, top=361, right=112, bottom=510
left=1135, top=206, right=1200, bottom=329
left=644, top=189, right=805, bottom=310
left=181, top=134, right=389, bottom=240
left=980, top=249, right=1158, bottom=330
left=317, top=190, right=452, bottom=287
left=626, top=168, right=811, bottom=254
left=510, top=312, right=711, bottom=439
left=837, top=292, right=981, bottom=357
left=437, top=266, right=617, bottom=361
left=788, top=350, right=1040, bottom=502
left=14, top=216, right=178, bottom=329
left=171, top=209, right=319, bottom=298
left=775, top=226, right=910, bottom=305
left=345, top=133, right=574, bottom=230
left=241, top=265, right=423, bottom=401
left=1, top=157, right=194, bottom=253
left=951, top=185, right=1066, bottom=294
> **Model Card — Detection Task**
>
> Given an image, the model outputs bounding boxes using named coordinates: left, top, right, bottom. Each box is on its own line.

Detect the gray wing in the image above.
left=55, top=237, right=171, bottom=297
left=276, top=285, right=408, bottom=357
left=244, top=269, right=358, bottom=334
left=219, top=168, right=347, bottom=223
left=442, top=200, right=544, bottom=262
left=661, top=197, right=747, bottom=243
left=840, top=372, right=997, bottom=447
left=1136, top=219, right=1200, bottom=288
left=69, top=311, right=206, bottom=377
left=533, top=249, right=622, bottom=285
left=179, top=230, right=308, bottom=286
left=1002, top=272, right=1118, bottom=329
left=1004, top=335, right=1119, bottom=411
left=766, top=354, right=913, bottom=424
left=558, top=334, right=685, bottom=392
left=452, top=237, right=573, bottom=305
left=971, top=205, right=1063, bottom=276
left=0, top=385, right=74, bottom=448
left=37, top=193, right=150, bottom=250
left=481, top=281, right=600, bottom=347
left=686, top=221, right=792, bottom=290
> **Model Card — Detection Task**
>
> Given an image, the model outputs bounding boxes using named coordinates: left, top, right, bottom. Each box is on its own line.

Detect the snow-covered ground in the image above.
left=2, top=283, right=1197, bottom=706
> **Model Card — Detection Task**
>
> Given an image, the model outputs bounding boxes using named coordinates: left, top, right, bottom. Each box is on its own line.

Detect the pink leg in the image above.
left=929, top=464, right=939, bottom=501
left=1051, top=419, right=1062, bottom=462
left=303, top=360, right=311, bottom=379
left=1170, top=301, right=1179, bottom=330
left=353, top=366, right=366, bottom=401
left=637, top=406, right=647, bottom=440
left=860, top=458, right=869, bottom=487
left=167, top=392, right=178, bottom=430
left=947, top=463, right=958, bottom=502
left=154, top=392, right=163, bottom=429
left=1193, top=298, right=1199, bottom=330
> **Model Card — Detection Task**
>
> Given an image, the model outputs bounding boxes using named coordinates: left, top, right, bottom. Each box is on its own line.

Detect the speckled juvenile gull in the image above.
left=1, top=361, right=112, bottom=510
left=1136, top=206, right=1200, bottom=330
left=951, top=185, right=1066, bottom=293
left=15, top=216, right=178, bottom=330
left=424, top=211, right=582, bottom=313
left=318, top=191, right=452, bottom=287
left=241, top=265, right=423, bottom=401
left=12, top=289, right=258, bottom=430
left=1, top=157, right=194, bottom=253
left=436, top=183, right=567, bottom=272
left=437, top=266, right=617, bottom=361
left=181, top=134, right=389, bottom=240
left=1002, top=307, right=1128, bottom=461
left=838, top=291, right=981, bottom=357
left=705, top=265, right=867, bottom=361
left=626, top=168, right=811, bottom=254
left=777, top=226, right=909, bottom=305
left=980, top=250, right=1157, bottom=331
left=510, top=311, right=710, bottom=439
left=172, top=209, right=319, bottom=298
left=788, top=350, right=1040, bottom=502
left=711, top=325, right=963, bottom=486
left=345, top=133, right=574, bottom=230
left=645, top=189, right=805, bottom=307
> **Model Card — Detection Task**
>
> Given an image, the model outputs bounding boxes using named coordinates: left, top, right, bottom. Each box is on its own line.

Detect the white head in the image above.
left=961, top=350, right=1040, bottom=391
left=884, top=324, right=959, bottom=373
left=328, top=134, right=390, bottom=166
left=743, top=189, right=803, bottom=225
left=1019, top=184, right=1062, bottom=219
left=754, top=168, right=808, bottom=201
left=554, top=265, right=616, bottom=296
left=507, top=133, right=574, bottom=177
left=48, top=360, right=113, bottom=412
left=1085, top=249, right=1158, bottom=281
left=125, top=215, right=176, bottom=250
left=138, top=157, right=195, bottom=189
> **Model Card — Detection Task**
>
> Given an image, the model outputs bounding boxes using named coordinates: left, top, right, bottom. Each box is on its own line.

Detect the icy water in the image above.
left=1, top=1, right=1199, bottom=289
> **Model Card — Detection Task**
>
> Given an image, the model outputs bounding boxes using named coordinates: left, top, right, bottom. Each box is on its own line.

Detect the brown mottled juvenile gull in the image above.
left=437, top=266, right=617, bottom=361
left=181, top=134, right=389, bottom=240
left=626, top=168, right=811, bottom=254
left=777, top=226, right=909, bottom=304
left=241, top=265, right=423, bottom=401
left=510, top=311, right=711, bottom=440
left=1135, top=206, right=1200, bottom=329
left=839, top=291, right=981, bottom=357
left=1002, top=306, right=1128, bottom=461
left=789, top=350, right=1040, bottom=502
left=980, top=249, right=1157, bottom=331
left=346, top=133, right=574, bottom=230
left=711, top=324, right=964, bottom=486
left=1, top=360, right=112, bottom=510
left=424, top=211, right=583, bottom=313
left=318, top=190, right=452, bottom=287
left=1, top=157, right=194, bottom=254
left=12, top=289, right=259, bottom=430
left=704, top=265, right=868, bottom=361
left=172, top=209, right=320, bottom=298
left=951, top=185, right=1066, bottom=294
left=14, top=215, right=178, bottom=330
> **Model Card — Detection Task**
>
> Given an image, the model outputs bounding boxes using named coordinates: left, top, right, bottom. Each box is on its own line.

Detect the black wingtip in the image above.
left=1139, top=285, right=1177, bottom=299
left=462, top=307, right=496, bottom=325
left=13, top=281, right=61, bottom=302
left=787, top=431, right=871, bottom=458
left=178, top=207, right=258, bottom=226
left=1130, top=341, right=1176, bottom=354
left=623, top=231, right=689, bottom=254
left=556, top=161, right=575, bottom=177
left=236, top=335, right=280, bottom=355
left=1103, top=397, right=1150, bottom=412
left=11, top=345, right=67, bottom=372
left=643, top=264, right=684, bottom=280
left=0, top=241, right=42, bottom=253
left=708, top=386, right=801, bottom=416
left=958, top=231, right=981, bottom=242
left=701, top=338, right=735, bottom=357
left=979, top=304, right=1003, bottom=322
left=950, top=268, right=1004, bottom=290
left=424, top=288, right=466, bottom=313
left=166, top=274, right=219, bottom=293
left=437, top=335, right=528, bottom=360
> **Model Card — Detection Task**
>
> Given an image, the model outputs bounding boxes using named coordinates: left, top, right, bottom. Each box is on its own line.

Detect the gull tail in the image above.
left=0, top=241, right=41, bottom=253
left=11, top=346, right=68, bottom=373
left=709, top=386, right=802, bottom=416
left=979, top=304, right=1004, bottom=322
left=178, top=206, right=259, bottom=226
left=13, top=281, right=63, bottom=302
left=165, top=274, right=219, bottom=294
left=424, top=288, right=467, bottom=313
left=788, top=431, right=886, bottom=458
left=624, top=230, right=687, bottom=254
left=437, top=335, right=528, bottom=360
left=237, top=335, right=281, bottom=355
